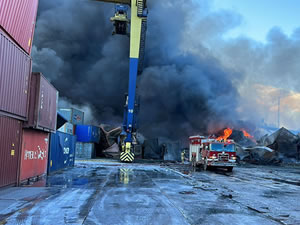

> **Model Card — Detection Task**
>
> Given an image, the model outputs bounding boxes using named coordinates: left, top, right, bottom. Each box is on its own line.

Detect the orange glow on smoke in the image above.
left=242, top=129, right=253, bottom=139
left=216, top=128, right=233, bottom=141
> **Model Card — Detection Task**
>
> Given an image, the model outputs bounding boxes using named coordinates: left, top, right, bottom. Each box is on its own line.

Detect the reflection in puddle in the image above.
left=119, top=168, right=133, bottom=185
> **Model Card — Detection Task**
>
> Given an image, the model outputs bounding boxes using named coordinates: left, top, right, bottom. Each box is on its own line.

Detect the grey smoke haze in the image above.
left=209, top=27, right=300, bottom=129
left=33, top=0, right=267, bottom=140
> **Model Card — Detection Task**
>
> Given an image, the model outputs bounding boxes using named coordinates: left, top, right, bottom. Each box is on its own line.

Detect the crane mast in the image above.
left=93, top=0, right=148, bottom=162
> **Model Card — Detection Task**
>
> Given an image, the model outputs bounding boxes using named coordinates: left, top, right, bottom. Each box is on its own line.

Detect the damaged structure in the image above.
left=228, top=127, right=300, bottom=165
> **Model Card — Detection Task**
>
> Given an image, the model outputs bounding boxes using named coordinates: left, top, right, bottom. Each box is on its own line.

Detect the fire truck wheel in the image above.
left=227, top=167, right=233, bottom=172
left=203, top=159, right=208, bottom=171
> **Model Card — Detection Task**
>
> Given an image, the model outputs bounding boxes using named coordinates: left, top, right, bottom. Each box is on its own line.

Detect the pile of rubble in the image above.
left=233, top=128, right=300, bottom=165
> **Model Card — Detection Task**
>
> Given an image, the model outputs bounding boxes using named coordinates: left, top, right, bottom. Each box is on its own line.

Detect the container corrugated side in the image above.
left=19, top=129, right=49, bottom=182
left=48, top=131, right=76, bottom=174
left=0, top=116, right=22, bottom=188
left=75, top=142, right=95, bottom=159
left=75, top=125, right=100, bottom=143
left=0, top=28, right=31, bottom=120
left=25, top=72, right=58, bottom=132
left=0, top=0, right=39, bottom=55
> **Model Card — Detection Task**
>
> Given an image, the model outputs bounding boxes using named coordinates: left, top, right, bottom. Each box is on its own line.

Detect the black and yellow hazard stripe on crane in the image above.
left=120, top=142, right=135, bottom=162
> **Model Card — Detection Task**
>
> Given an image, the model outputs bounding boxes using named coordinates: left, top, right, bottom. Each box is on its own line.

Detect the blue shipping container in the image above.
left=75, top=125, right=100, bottom=143
left=48, top=131, right=77, bottom=174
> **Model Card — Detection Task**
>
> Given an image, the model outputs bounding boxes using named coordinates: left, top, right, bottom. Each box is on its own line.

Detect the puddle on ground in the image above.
left=179, top=191, right=196, bottom=195
left=20, top=167, right=107, bottom=188
left=207, top=208, right=236, bottom=214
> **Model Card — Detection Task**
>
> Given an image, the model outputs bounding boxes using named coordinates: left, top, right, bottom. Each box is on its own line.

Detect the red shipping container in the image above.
left=25, top=72, right=58, bottom=132
left=0, top=28, right=32, bottom=120
left=19, top=129, right=49, bottom=182
left=0, top=0, right=39, bottom=55
left=0, top=116, right=22, bottom=188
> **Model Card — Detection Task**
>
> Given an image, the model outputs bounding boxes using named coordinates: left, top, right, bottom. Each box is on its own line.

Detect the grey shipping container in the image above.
left=58, top=108, right=84, bottom=125
left=75, top=142, right=95, bottom=159
left=0, top=28, right=31, bottom=120
left=0, top=116, right=22, bottom=188
left=48, top=131, right=76, bottom=174
left=25, top=72, right=58, bottom=132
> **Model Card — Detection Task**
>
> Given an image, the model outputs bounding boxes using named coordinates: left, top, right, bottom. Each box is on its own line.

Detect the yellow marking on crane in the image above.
left=130, top=0, right=142, bottom=59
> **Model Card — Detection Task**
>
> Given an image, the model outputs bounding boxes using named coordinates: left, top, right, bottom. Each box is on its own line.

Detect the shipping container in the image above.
left=58, top=108, right=84, bottom=125
left=0, top=116, right=22, bottom=188
left=0, top=0, right=39, bottom=55
left=48, top=131, right=76, bottom=174
left=25, top=72, right=58, bottom=132
left=75, top=125, right=100, bottom=143
left=0, top=28, right=32, bottom=120
left=58, top=122, right=75, bottom=135
left=75, top=142, right=95, bottom=159
left=19, top=129, right=49, bottom=182
left=57, top=111, right=68, bottom=130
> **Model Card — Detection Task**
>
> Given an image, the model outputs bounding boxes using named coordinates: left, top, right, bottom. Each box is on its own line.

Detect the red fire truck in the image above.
left=189, top=136, right=237, bottom=172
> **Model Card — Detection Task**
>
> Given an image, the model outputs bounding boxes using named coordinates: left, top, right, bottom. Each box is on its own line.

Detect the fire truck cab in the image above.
left=189, top=136, right=237, bottom=172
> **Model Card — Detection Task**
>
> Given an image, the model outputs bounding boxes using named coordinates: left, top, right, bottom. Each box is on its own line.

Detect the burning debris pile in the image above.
left=216, top=127, right=300, bottom=165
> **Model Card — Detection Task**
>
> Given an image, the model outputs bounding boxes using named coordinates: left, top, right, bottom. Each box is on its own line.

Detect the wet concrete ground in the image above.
left=0, top=160, right=299, bottom=225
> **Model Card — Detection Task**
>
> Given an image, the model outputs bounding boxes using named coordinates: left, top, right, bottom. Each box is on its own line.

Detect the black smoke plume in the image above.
left=33, top=0, right=240, bottom=142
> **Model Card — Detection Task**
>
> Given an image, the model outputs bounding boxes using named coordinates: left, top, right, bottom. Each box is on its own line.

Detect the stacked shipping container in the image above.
left=25, top=72, right=58, bottom=132
left=58, top=108, right=85, bottom=135
left=0, top=28, right=32, bottom=120
left=0, top=116, right=22, bottom=187
left=75, top=125, right=100, bottom=159
left=0, top=0, right=63, bottom=188
left=0, top=0, right=80, bottom=188
left=19, top=129, right=49, bottom=182
left=58, top=108, right=85, bottom=125
left=0, top=0, right=39, bottom=188
left=48, top=108, right=83, bottom=173
left=48, top=131, right=76, bottom=174
left=0, top=0, right=39, bottom=54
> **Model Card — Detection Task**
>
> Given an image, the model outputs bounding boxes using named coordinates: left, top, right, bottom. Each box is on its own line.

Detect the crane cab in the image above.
left=110, top=4, right=129, bottom=35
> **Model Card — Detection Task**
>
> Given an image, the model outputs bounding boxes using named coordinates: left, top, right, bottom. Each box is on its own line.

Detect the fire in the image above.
left=216, top=128, right=233, bottom=141
left=242, top=129, right=253, bottom=138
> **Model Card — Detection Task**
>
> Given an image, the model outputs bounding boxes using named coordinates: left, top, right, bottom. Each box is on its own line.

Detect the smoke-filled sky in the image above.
left=32, top=0, right=300, bottom=140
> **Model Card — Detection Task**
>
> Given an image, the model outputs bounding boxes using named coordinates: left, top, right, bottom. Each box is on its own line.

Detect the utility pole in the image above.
left=278, top=96, right=280, bottom=128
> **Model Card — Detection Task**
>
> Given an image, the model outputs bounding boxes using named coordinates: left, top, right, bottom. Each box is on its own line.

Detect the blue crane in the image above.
left=93, top=0, right=148, bottom=162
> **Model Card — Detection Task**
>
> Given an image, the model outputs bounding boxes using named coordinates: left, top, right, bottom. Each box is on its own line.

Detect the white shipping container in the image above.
left=58, top=108, right=84, bottom=125
left=58, top=122, right=75, bottom=135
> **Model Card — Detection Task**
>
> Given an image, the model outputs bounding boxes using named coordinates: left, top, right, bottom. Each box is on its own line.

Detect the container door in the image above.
left=0, top=116, right=22, bottom=187
left=48, top=132, right=76, bottom=174
left=20, top=129, right=49, bottom=182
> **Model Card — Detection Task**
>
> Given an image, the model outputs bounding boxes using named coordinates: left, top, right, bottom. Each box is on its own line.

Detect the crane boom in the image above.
left=93, top=0, right=148, bottom=162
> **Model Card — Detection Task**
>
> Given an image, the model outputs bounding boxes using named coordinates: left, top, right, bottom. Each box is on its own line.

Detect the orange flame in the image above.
left=216, top=128, right=233, bottom=141
left=242, top=129, right=253, bottom=138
